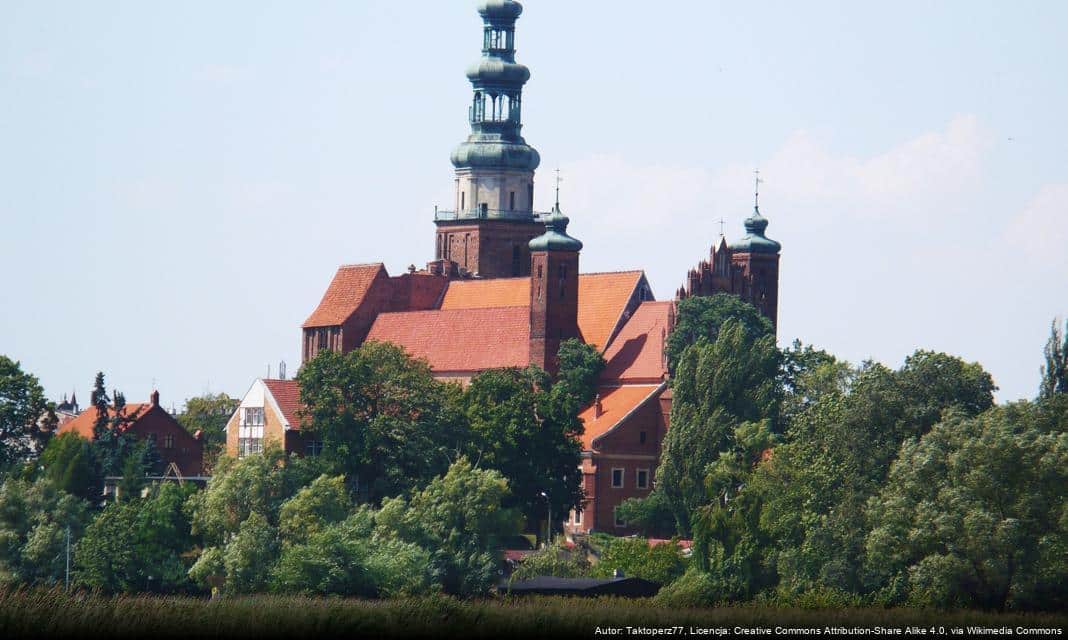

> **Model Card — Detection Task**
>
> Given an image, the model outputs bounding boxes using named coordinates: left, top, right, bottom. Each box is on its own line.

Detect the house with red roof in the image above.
left=227, top=1, right=781, bottom=535
left=224, top=378, right=318, bottom=458
left=58, top=390, right=203, bottom=477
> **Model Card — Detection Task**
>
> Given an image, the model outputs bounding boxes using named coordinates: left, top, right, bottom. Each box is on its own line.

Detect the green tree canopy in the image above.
left=656, top=318, right=781, bottom=534
left=74, top=482, right=197, bottom=593
left=665, top=294, right=774, bottom=371
left=0, top=478, right=88, bottom=586
left=1040, top=318, right=1068, bottom=399
left=297, top=343, right=466, bottom=503
left=0, top=356, right=52, bottom=465
left=866, top=402, right=1067, bottom=610
left=462, top=366, right=584, bottom=541
left=376, top=457, right=523, bottom=596
left=176, top=393, right=238, bottom=472
left=39, top=432, right=102, bottom=500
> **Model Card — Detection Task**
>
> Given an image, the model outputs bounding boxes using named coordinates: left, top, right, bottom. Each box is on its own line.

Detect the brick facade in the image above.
left=529, top=249, right=581, bottom=374
left=434, top=219, right=545, bottom=279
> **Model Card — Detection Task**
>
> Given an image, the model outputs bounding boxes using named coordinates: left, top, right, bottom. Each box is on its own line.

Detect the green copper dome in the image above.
left=529, top=208, right=583, bottom=252
left=466, top=58, right=530, bottom=86
left=451, top=137, right=540, bottom=170
left=478, top=0, right=523, bottom=20
left=729, top=207, right=781, bottom=255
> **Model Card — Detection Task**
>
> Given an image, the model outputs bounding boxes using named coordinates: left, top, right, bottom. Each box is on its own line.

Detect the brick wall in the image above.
left=131, top=406, right=204, bottom=477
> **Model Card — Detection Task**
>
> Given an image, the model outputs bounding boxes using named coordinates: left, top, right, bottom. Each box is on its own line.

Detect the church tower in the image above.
left=529, top=205, right=583, bottom=375
left=435, top=0, right=545, bottom=279
left=728, top=206, right=782, bottom=329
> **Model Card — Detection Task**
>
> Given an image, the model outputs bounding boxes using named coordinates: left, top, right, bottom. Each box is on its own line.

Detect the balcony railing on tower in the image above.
left=434, top=206, right=547, bottom=222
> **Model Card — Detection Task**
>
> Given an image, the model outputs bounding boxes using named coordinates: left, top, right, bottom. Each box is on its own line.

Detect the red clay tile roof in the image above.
left=366, top=307, right=531, bottom=372
left=302, top=263, right=386, bottom=328
left=576, top=271, right=645, bottom=351
left=439, top=277, right=530, bottom=310
left=439, top=271, right=645, bottom=351
left=602, top=301, right=673, bottom=383
left=58, top=403, right=151, bottom=440
left=262, top=379, right=304, bottom=430
left=577, top=384, right=664, bottom=450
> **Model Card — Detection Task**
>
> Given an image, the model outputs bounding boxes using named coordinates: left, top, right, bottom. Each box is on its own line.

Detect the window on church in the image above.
left=461, top=192, right=465, bottom=211
left=510, top=191, right=516, bottom=210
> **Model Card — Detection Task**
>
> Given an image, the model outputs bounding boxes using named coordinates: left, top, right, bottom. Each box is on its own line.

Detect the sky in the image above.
left=2, top=1, right=1066, bottom=408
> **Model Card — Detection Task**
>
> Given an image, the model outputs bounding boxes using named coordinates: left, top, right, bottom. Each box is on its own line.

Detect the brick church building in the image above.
left=228, top=0, right=781, bottom=535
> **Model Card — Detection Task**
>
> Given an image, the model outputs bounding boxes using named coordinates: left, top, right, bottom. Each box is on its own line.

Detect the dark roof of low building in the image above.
left=502, top=576, right=661, bottom=598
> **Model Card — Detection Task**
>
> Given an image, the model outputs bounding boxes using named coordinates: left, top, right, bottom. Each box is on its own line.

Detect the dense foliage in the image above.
left=176, top=393, right=238, bottom=472
left=0, top=356, right=53, bottom=466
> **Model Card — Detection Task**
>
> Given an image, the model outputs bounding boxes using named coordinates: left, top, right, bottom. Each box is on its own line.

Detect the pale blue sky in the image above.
left=2, top=1, right=1066, bottom=408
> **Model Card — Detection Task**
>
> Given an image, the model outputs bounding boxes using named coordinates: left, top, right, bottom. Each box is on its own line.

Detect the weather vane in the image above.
left=754, top=169, right=763, bottom=210
left=554, top=168, right=563, bottom=210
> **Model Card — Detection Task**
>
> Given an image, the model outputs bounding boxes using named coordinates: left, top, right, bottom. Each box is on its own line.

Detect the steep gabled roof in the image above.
left=602, top=301, right=673, bottom=383
left=577, top=271, right=646, bottom=351
left=302, top=263, right=387, bottom=328
left=366, top=307, right=530, bottom=372
left=438, top=270, right=646, bottom=351
left=577, top=384, right=665, bottom=451
left=58, top=403, right=152, bottom=439
left=262, top=379, right=304, bottom=430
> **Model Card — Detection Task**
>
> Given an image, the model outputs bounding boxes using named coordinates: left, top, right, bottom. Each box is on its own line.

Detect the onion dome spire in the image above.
left=530, top=205, right=583, bottom=252
left=451, top=1, right=540, bottom=172
left=730, top=171, right=781, bottom=254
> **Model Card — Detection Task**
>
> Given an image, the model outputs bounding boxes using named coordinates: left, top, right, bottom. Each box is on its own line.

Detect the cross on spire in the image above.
left=554, top=168, right=563, bottom=211
left=717, top=217, right=726, bottom=237
left=754, top=169, right=763, bottom=211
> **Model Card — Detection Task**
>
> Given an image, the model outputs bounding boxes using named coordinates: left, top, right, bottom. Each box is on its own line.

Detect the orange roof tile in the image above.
left=577, top=271, right=646, bottom=351
left=263, top=379, right=305, bottom=430
left=367, top=307, right=530, bottom=372
left=439, top=271, right=646, bottom=351
left=602, top=301, right=673, bottom=383
left=577, top=384, right=664, bottom=450
left=302, top=263, right=386, bottom=328
left=58, top=403, right=151, bottom=440
left=440, top=277, right=530, bottom=310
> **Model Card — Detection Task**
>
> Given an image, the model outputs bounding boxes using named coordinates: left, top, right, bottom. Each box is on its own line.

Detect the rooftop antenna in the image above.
left=717, top=217, right=726, bottom=237
left=754, top=169, right=763, bottom=211
left=267, top=363, right=271, bottom=379
left=554, top=167, right=563, bottom=211
left=279, top=360, right=287, bottom=381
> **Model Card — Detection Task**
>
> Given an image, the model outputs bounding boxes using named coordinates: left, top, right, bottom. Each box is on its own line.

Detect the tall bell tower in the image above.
left=434, top=0, right=544, bottom=279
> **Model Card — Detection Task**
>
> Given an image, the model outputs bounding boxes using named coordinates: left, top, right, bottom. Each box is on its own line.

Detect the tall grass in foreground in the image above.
left=0, top=589, right=1064, bottom=639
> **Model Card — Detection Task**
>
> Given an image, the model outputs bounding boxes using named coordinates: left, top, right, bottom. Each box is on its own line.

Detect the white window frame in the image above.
left=611, top=467, right=625, bottom=489
left=572, top=509, right=582, bottom=525
left=636, top=468, right=650, bottom=490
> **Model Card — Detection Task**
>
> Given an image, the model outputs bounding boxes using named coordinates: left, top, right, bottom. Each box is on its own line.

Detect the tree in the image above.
left=554, top=338, right=605, bottom=408
left=755, top=351, right=997, bottom=595
left=656, top=318, right=780, bottom=534
left=591, top=537, right=688, bottom=586
left=1040, top=318, right=1068, bottom=399
left=297, top=343, right=466, bottom=503
left=74, top=482, right=198, bottom=593
left=375, top=457, right=523, bottom=596
left=462, top=366, right=584, bottom=542
left=88, top=372, right=141, bottom=478
left=176, top=393, right=238, bottom=473
left=866, top=403, right=1067, bottom=610
left=0, top=478, right=88, bottom=585
left=39, top=432, right=101, bottom=500
left=0, top=356, right=52, bottom=465
left=117, top=439, right=160, bottom=501
left=665, top=294, right=774, bottom=372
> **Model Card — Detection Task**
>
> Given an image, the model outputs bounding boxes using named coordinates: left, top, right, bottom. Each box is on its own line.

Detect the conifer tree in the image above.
left=1040, top=318, right=1068, bottom=399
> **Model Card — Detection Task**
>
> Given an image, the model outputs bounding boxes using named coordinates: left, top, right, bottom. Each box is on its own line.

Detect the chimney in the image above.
left=594, top=394, right=603, bottom=419
left=150, top=390, right=160, bottom=407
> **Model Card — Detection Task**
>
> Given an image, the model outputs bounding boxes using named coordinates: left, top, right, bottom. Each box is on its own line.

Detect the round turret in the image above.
left=729, top=208, right=782, bottom=254
left=451, top=139, right=540, bottom=171
left=529, top=208, right=584, bottom=252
